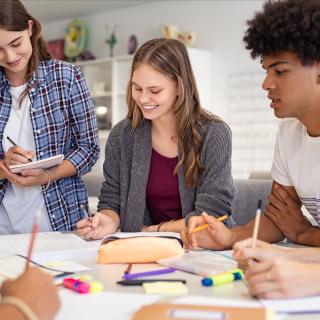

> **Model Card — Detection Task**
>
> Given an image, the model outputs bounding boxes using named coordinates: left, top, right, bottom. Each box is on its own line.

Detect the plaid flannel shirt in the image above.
left=0, top=59, right=100, bottom=231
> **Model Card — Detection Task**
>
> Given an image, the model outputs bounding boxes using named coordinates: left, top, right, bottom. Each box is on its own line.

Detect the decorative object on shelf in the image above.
left=161, top=24, right=196, bottom=46
left=161, top=25, right=178, bottom=40
left=92, top=82, right=106, bottom=96
left=105, top=25, right=119, bottom=57
left=64, top=19, right=88, bottom=61
left=79, top=50, right=96, bottom=61
left=47, top=39, right=64, bottom=60
left=128, top=35, right=138, bottom=55
left=183, top=31, right=196, bottom=46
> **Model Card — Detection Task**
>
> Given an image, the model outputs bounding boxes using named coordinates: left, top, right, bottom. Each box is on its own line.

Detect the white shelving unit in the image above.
left=76, top=55, right=132, bottom=129
left=75, top=47, right=212, bottom=131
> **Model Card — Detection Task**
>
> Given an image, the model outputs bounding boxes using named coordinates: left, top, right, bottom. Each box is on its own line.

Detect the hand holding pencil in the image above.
left=183, top=212, right=234, bottom=251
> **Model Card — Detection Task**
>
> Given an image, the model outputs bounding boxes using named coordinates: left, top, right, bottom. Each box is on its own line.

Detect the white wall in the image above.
left=43, top=1, right=276, bottom=178
left=43, top=1, right=264, bottom=119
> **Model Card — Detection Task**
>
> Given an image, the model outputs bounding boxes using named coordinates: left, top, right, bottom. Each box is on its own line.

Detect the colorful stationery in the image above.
left=252, top=200, right=262, bottom=249
left=117, top=279, right=187, bottom=286
left=122, top=267, right=176, bottom=280
left=132, top=303, right=274, bottom=320
left=26, top=211, right=41, bottom=270
left=142, top=281, right=188, bottom=295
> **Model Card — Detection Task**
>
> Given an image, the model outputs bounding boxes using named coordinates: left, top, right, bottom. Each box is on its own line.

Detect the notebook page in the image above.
left=158, top=250, right=237, bottom=276
left=0, top=232, right=97, bottom=258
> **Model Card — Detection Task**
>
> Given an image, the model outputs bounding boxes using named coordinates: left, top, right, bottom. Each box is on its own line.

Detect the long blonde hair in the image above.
left=127, top=38, right=221, bottom=188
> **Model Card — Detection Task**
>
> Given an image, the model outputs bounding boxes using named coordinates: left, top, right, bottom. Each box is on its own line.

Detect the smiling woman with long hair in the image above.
left=77, top=38, right=234, bottom=239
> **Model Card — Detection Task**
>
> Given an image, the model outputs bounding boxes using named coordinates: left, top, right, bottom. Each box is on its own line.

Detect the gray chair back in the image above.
left=232, top=179, right=272, bottom=226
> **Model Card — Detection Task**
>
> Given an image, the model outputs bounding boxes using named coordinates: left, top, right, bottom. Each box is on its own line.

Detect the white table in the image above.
left=55, top=246, right=319, bottom=320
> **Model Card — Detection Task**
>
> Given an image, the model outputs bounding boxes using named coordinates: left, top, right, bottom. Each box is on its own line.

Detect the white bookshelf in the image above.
left=76, top=55, right=132, bottom=129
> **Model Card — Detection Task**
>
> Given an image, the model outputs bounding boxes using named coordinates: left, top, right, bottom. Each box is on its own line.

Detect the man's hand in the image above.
left=265, top=184, right=312, bottom=243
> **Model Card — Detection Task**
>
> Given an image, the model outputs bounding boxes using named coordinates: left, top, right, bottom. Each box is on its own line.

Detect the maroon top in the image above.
left=146, top=149, right=182, bottom=224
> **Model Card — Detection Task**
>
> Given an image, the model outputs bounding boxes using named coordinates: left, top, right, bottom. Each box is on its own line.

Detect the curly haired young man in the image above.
left=186, top=0, right=320, bottom=250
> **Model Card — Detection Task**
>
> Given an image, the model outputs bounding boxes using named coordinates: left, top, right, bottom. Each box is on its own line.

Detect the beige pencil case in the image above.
left=98, top=236, right=184, bottom=264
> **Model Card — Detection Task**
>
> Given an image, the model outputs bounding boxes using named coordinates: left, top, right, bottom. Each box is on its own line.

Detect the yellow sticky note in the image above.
left=142, top=281, right=188, bottom=295
left=45, top=261, right=65, bottom=267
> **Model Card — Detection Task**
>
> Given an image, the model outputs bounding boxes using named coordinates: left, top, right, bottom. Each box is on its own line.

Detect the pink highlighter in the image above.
left=63, top=278, right=90, bottom=294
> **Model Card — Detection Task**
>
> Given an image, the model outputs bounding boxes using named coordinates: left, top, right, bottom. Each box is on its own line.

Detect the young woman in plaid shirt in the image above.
left=0, top=0, right=99, bottom=233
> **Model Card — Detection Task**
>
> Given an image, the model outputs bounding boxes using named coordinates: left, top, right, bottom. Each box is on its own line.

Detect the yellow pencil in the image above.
left=189, top=214, right=228, bottom=234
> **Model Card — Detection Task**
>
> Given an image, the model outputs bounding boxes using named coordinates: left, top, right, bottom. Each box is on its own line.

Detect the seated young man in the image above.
left=185, top=0, right=320, bottom=249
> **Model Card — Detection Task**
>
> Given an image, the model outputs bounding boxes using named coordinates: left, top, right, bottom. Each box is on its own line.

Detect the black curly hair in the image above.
left=244, top=0, right=320, bottom=65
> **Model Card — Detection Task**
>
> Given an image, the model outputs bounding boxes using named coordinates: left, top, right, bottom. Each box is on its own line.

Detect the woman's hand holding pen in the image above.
left=183, top=212, right=234, bottom=250
left=76, top=212, right=118, bottom=240
left=233, top=238, right=287, bottom=263
left=232, top=238, right=288, bottom=271
left=4, top=146, right=34, bottom=166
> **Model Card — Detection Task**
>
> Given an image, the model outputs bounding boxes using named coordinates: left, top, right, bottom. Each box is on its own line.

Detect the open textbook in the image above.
left=9, top=154, right=64, bottom=173
left=0, top=232, right=98, bottom=259
left=0, top=232, right=98, bottom=284
left=0, top=255, right=73, bottom=285
left=158, top=250, right=237, bottom=276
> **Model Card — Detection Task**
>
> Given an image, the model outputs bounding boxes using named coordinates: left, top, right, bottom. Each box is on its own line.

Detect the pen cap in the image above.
left=257, top=199, right=262, bottom=210
left=89, top=281, right=104, bottom=293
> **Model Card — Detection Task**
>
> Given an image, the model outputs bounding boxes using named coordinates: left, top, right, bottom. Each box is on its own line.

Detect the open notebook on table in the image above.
left=157, top=250, right=237, bottom=276
left=0, top=232, right=98, bottom=259
left=0, top=232, right=99, bottom=284
left=0, top=254, right=75, bottom=285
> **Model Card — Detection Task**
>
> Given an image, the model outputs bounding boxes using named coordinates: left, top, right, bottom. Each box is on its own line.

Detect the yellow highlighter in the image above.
left=189, top=214, right=228, bottom=234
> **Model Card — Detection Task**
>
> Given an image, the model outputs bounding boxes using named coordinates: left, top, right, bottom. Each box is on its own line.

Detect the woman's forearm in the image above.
left=159, top=219, right=185, bottom=233
left=47, top=160, right=77, bottom=181
left=99, top=209, right=120, bottom=230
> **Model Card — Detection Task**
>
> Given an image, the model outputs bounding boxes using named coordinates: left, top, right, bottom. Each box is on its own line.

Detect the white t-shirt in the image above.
left=271, top=118, right=320, bottom=226
left=0, top=84, right=52, bottom=234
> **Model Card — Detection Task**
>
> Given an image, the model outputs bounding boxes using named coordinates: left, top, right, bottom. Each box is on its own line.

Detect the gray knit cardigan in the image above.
left=98, top=118, right=235, bottom=231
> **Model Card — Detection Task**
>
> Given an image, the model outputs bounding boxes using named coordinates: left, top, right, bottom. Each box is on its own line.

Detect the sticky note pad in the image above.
left=143, top=281, right=188, bottom=295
